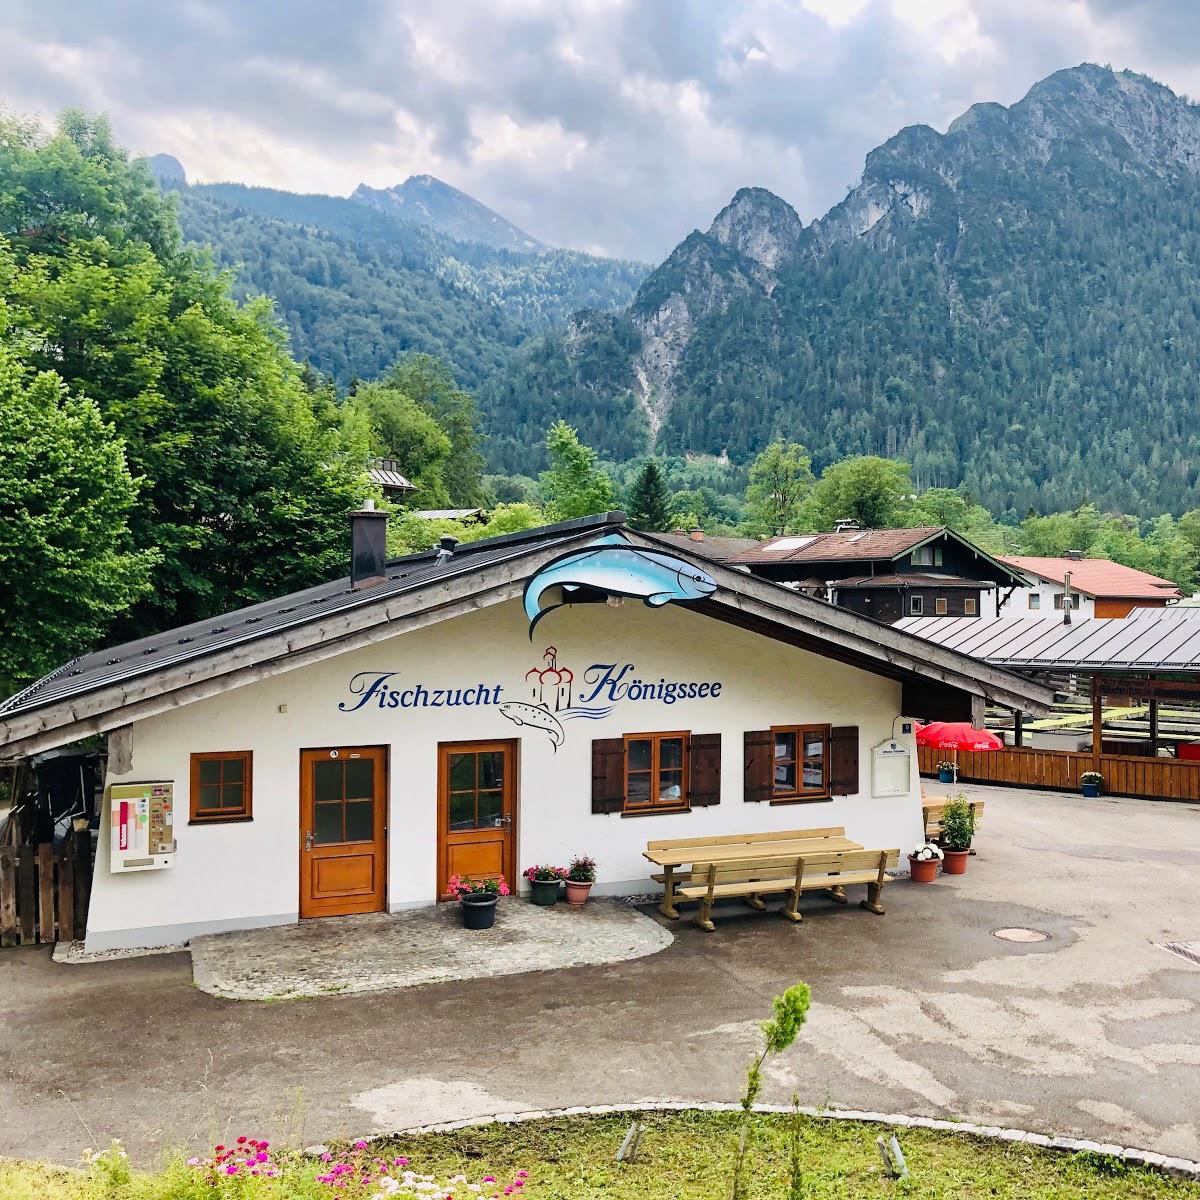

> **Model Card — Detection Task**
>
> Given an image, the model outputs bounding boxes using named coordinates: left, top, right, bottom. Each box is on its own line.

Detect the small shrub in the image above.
left=568, top=855, right=597, bottom=883
left=940, top=796, right=975, bottom=850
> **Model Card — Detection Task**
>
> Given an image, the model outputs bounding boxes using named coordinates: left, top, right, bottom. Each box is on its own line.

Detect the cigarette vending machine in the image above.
left=107, top=781, right=176, bottom=872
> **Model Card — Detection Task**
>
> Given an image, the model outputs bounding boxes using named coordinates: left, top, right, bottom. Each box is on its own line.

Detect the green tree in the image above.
left=807, top=456, right=911, bottom=529
left=626, top=458, right=672, bottom=531
left=345, top=380, right=453, bottom=508
left=382, top=355, right=487, bottom=506
left=0, top=323, right=156, bottom=690
left=540, top=420, right=616, bottom=521
left=1, top=109, right=368, bottom=637
left=744, top=440, right=814, bottom=536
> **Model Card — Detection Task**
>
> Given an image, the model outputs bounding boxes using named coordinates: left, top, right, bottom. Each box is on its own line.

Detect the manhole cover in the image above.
left=1157, top=942, right=1200, bottom=967
left=993, top=927, right=1050, bottom=943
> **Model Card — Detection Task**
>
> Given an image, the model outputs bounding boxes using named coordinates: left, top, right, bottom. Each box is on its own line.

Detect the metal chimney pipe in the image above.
left=349, top=498, right=388, bottom=589
left=1062, top=569, right=1073, bottom=625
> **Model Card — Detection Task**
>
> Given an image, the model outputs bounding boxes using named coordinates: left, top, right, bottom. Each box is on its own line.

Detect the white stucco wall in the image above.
left=87, top=598, right=925, bottom=950
left=982, top=581, right=1094, bottom=620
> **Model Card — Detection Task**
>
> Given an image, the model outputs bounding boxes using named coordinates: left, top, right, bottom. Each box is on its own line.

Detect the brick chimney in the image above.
left=350, top=499, right=388, bottom=589
left=689, top=527, right=705, bottom=542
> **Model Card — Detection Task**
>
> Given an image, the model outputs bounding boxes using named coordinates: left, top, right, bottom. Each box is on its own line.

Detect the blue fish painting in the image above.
left=523, top=533, right=717, bottom=637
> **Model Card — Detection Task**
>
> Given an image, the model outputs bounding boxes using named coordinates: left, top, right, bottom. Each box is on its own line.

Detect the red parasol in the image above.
left=915, top=721, right=1003, bottom=788
left=915, top=722, right=1003, bottom=752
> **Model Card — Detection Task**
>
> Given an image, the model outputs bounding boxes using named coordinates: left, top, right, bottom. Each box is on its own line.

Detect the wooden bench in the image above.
left=922, top=800, right=985, bottom=849
left=677, top=848, right=900, bottom=932
left=644, top=828, right=857, bottom=919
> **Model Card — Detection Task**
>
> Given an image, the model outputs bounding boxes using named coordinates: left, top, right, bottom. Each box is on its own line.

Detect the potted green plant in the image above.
left=564, top=854, right=597, bottom=905
left=908, top=842, right=943, bottom=883
left=524, top=864, right=567, bottom=906
left=940, top=795, right=975, bottom=874
left=937, top=759, right=956, bottom=783
left=1080, top=770, right=1103, bottom=798
left=447, top=874, right=509, bottom=929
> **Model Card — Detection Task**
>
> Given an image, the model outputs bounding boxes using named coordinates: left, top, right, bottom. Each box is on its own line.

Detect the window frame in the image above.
left=911, top=546, right=932, bottom=567
left=622, top=730, right=690, bottom=816
left=909, top=594, right=924, bottom=615
left=934, top=596, right=948, bottom=615
left=1028, top=593, right=1041, bottom=610
left=189, top=751, right=253, bottom=824
left=1053, top=592, right=1080, bottom=610
left=769, top=723, right=831, bottom=804
left=964, top=597, right=978, bottom=616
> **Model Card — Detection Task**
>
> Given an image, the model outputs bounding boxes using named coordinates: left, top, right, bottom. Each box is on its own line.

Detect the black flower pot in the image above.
left=460, top=894, right=498, bottom=929
left=529, top=878, right=560, bottom=906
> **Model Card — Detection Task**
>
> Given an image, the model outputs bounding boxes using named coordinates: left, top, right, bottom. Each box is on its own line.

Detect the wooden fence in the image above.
left=0, top=829, right=92, bottom=947
left=917, top=744, right=1200, bottom=803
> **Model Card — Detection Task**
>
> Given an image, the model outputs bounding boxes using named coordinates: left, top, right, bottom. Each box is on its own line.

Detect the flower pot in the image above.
left=459, top=894, right=498, bottom=929
left=529, top=878, right=560, bottom=906
left=564, top=879, right=593, bottom=906
left=908, top=854, right=938, bottom=883
left=1081, top=783, right=1100, bottom=798
left=938, top=768, right=954, bottom=783
left=942, top=848, right=970, bottom=875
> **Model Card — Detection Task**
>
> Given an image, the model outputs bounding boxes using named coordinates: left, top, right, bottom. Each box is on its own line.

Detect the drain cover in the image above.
left=1158, top=942, right=1200, bottom=967
left=993, top=927, right=1050, bottom=943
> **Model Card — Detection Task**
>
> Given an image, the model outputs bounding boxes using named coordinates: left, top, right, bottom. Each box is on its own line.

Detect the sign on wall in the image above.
left=871, top=738, right=912, bottom=798
left=338, top=644, right=724, bottom=752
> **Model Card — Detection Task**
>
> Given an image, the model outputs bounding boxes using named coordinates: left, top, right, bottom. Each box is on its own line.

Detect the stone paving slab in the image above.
left=190, top=898, right=673, bottom=1000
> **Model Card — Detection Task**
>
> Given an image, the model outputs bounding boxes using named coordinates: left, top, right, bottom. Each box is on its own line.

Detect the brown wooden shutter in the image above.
left=830, top=726, right=859, bottom=795
left=591, top=738, right=626, bottom=814
left=743, top=729, right=773, bottom=803
left=688, top=734, right=721, bottom=806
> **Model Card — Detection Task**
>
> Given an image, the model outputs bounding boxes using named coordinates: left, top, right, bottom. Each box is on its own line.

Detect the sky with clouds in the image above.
left=1, top=0, right=1197, bottom=260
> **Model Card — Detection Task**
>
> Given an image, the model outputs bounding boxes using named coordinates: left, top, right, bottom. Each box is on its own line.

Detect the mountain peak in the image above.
left=144, top=153, right=187, bottom=189
left=708, top=187, right=802, bottom=271
left=351, top=175, right=547, bottom=253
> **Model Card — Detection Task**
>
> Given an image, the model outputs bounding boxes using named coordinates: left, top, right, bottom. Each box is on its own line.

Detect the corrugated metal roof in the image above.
left=896, top=612, right=1200, bottom=671
left=414, top=508, right=484, bottom=520
left=367, top=458, right=415, bottom=492
left=0, top=513, right=625, bottom=721
left=998, top=555, right=1181, bottom=599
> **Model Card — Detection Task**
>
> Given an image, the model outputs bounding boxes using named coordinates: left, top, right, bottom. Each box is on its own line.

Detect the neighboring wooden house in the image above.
left=367, top=458, right=416, bottom=501
left=987, top=553, right=1182, bottom=619
left=729, top=525, right=1027, bottom=623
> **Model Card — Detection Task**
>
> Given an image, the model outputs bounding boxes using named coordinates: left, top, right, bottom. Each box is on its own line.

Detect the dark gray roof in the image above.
left=0, top=512, right=625, bottom=721
left=896, top=611, right=1200, bottom=672
left=367, top=457, right=415, bottom=492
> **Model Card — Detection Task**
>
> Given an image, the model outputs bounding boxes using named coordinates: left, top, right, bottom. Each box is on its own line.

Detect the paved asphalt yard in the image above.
left=2, top=784, right=1198, bottom=1165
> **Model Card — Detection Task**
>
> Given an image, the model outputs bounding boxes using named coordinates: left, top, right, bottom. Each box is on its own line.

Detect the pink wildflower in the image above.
left=225, top=1164, right=238, bottom=1175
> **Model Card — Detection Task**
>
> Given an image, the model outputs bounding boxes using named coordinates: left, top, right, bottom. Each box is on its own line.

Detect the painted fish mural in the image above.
left=498, top=700, right=565, bottom=749
left=523, top=533, right=717, bottom=638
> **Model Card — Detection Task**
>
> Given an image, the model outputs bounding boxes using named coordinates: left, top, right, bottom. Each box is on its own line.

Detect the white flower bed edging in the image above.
left=392, top=1101, right=1200, bottom=1181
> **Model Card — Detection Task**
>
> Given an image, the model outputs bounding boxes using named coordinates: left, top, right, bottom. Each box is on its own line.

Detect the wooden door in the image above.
left=437, top=741, right=515, bottom=899
left=299, top=746, right=387, bottom=918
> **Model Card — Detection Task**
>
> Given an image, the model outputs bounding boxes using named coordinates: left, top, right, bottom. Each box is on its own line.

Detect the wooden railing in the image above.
left=917, top=745, right=1200, bottom=803
left=0, top=829, right=92, bottom=947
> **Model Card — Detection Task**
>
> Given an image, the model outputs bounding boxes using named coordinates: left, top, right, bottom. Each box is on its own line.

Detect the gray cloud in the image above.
left=0, top=0, right=1197, bottom=259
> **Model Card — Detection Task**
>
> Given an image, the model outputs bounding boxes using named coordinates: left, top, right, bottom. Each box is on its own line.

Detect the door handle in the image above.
left=495, top=815, right=512, bottom=829
left=304, top=831, right=314, bottom=852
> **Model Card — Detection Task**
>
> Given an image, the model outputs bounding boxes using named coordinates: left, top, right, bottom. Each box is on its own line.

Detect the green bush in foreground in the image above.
left=1, top=1114, right=1195, bottom=1200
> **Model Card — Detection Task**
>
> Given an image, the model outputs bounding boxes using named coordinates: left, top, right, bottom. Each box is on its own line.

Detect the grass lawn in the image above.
left=1, top=1112, right=1196, bottom=1198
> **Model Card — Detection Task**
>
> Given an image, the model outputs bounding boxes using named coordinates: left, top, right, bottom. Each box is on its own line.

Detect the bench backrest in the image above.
left=686, top=847, right=898, bottom=885
left=922, top=801, right=984, bottom=838
left=647, top=826, right=845, bottom=853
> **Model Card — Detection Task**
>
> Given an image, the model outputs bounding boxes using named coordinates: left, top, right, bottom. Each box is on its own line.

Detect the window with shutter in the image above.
left=829, top=726, right=860, bottom=795
left=769, top=725, right=830, bottom=802
left=688, top=733, right=721, bottom=806
left=743, top=729, right=773, bottom=802
left=590, top=738, right=625, bottom=814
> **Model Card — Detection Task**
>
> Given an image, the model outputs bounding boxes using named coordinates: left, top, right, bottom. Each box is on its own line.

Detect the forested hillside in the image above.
left=483, top=64, right=1200, bottom=519
left=174, top=182, right=647, bottom=388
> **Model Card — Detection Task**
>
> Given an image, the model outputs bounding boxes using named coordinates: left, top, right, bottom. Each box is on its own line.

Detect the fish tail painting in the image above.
left=523, top=534, right=717, bottom=638
left=498, top=701, right=565, bottom=750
